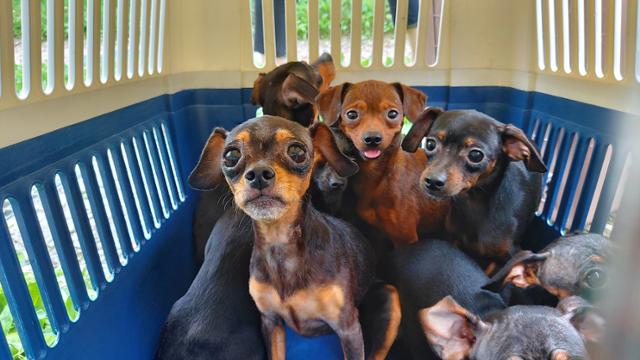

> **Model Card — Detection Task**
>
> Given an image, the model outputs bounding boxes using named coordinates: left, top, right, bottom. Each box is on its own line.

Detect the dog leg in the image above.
left=335, top=310, right=366, bottom=360
left=360, top=283, right=402, bottom=360
left=261, top=315, right=285, bottom=360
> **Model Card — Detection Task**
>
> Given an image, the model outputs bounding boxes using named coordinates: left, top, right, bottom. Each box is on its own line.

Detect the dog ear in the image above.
left=282, top=73, right=320, bottom=107
left=316, top=83, right=351, bottom=126
left=310, top=123, right=359, bottom=178
left=251, top=73, right=266, bottom=106
left=558, top=296, right=605, bottom=343
left=501, top=124, right=547, bottom=173
left=188, top=128, right=228, bottom=191
left=483, top=250, right=549, bottom=292
left=418, top=296, right=488, bottom=360
left=392, top=83, right=427, bottom=122
left=311, top=52, right=336, bottom=91
left=401, top=107, right=444, bottom=153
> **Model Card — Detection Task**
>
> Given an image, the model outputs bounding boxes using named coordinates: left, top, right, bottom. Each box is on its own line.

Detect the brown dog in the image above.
left=317, top=81, right=449, bottom=248
left=189, top=116, right=401, bottom=360
left=192, top=54, right=336, bottom=266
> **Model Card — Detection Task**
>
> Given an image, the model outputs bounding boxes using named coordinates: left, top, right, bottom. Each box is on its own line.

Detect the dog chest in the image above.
left=249, top=277, right=346, bottom=331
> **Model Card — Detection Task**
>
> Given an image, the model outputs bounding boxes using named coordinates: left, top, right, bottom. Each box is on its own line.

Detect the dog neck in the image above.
left=253, top=200, right=307, bottom=247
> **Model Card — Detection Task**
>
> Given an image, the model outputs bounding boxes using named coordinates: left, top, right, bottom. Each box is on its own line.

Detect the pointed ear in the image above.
left=310, top=123, right=359, bottom=178
left=392, top=83, right=427, bottom=122
left=251, top=73, right=266, bottom=106
left=501, top=124, right=547, bottom=173
left=418, top=296, right=487, bottom=360
left=558, top=296, right=605, bottom=343
left=282, top=73, right=319, bottom=107
left=311, top=52, right=336, bottom=91
left=401, top=107, right=444, bottom=153
left=483, top=250, right=549, bottom=292
left=316, top=83, right=351, bottom=126
left=188, top=128, right=228, bottom=190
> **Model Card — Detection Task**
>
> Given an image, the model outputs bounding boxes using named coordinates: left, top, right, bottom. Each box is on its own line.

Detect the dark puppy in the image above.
left=317, top=81, right=450, bottom=248
left=385, top=240, right=602, bottom=360
left=189, top=116, right=400, bottom=359
left=420, top=295, right=602, bottom=360
left=402, top=109, right=546, bottom=262
left=486, top=233, right=612, bottom=302
left=192, top=54, right=336, bottom=266
left=252, top=53, right=336, bottom=126
left=156, top=209, right=264, bottom=360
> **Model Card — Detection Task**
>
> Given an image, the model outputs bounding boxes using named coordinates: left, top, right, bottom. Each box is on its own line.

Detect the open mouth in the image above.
left=361, top=148, right=382, bottom=159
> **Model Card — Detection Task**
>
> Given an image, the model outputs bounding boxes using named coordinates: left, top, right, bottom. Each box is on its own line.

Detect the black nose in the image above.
left=329, top=179, right=346, bottom=189
left=425, top=174, right=446, bottom=190
left=363, top=132, right=383, bottom=146
left=245, top=165, right=275, bottom=190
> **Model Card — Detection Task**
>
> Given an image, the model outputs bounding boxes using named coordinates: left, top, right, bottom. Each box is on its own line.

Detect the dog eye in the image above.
left=223, top=148, right=241, bottom=167
left=287, top=144, right=307, bottom=163
left=387, top=109, right=399, bottom=120
left=584, top=269, right=607, bottom=289
left=345, top=110, right=359, bottom=121
left=468, top=149, right=484, bottom=163
left=425, top=138, right=437, bottom=152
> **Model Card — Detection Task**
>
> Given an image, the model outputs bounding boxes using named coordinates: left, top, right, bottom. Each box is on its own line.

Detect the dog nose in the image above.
left=425, top=174, right=446, bottom=190
left=245, top=165, right=275, bottom=190
left=329, top=179, right=346, bottom=189
left=363, top=132, right=383, bottom=146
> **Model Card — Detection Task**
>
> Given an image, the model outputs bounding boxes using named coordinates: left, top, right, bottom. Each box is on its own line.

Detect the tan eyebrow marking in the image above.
left=436, top=131, right=446, bottom=141
left=275, top=129, right=294, bottom=142
left=236, top=130, right=251, bottom=143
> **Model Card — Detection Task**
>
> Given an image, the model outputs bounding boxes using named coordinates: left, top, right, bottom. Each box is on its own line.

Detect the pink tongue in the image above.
left=363, top=149, right=382, bottom=159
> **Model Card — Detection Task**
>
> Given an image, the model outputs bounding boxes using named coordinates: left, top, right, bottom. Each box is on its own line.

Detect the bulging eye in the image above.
left=287, top=144, right=307, bottom=163
left=425, top=138, right=437, bottom=152
left=345, top=110, right=359, bottom=121
left=584, top=269, right=607, bottom=289
left=468, top=149, right=484, bottom=163
left=223, top=148, right=241, bottom=167
left=387, top=109, right=399, bottom=120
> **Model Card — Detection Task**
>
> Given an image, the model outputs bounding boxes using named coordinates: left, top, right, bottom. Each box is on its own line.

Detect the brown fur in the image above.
left=317, top=81, right=449, bottom=247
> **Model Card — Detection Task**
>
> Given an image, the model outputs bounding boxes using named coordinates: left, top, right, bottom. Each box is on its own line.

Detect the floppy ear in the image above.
left=401, top=107, right=444, bottom=153
left=483, top=250, right=549, bottom=292
left=501, top=124, right=547, bottom=173
left=310, top=123, right=359, bottom=178
left=316, top=83, right=351, bottom=126
left=282, top=73, right=320, bottom=107
left=188, top=128, right=228, bottom=191
left=392, top=83, right=427, bottom=122
left=418, top=296, right=488, bottom=360
left=558, top=296, right=605, bottom=343
left=311, top=52, right=336, bottom=91
left=251, top=73, right=266, bottom=106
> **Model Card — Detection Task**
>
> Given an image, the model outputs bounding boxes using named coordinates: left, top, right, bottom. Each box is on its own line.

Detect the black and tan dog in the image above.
left=188, top=116, right=400, bottom=360
left=486, top=232, right=611, bottom=302
left=192, top=54, right=336, bottom=266
left=402, top=108, right=546, bottom=264
left=386, top=239, right=603, bottom=360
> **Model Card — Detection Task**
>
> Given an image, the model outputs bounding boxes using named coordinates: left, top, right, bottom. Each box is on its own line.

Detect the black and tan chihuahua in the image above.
left=187, top=116, right=400, bottom=360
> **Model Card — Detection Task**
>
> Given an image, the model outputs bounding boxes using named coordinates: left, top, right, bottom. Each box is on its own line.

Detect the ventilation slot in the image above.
left=31, top=185, right=79, bottom=321
left=54, top=173, right=98, bottom=300
left=561, top=138, right=596, bottom=234
left=107, top=148, right=141, bottom=251
left=121, top=141, right=153, bottom=240
left=603, top=152, right=631, bottom=237
left=160, top=123, right=185, bottom=201
left=2, top=199, right=57, bottom=348
left=537, top=126, right=566, bottom=216
left=583, top=144, right=613, bottom=232
left=92, top=156, right=128, bottom=265
left=143, top=131, right=170, bottom=219
left=153, top=127, right=178, bottom=210
left=132, top=137, right=162, bottom=229
left=548, top=132, right=579, bottom=225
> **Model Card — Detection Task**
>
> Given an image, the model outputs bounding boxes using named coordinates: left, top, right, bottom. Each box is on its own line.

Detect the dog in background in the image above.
left=317, top=81, right=450, bottom=249
left=402, top=108, right=546, bottom=264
